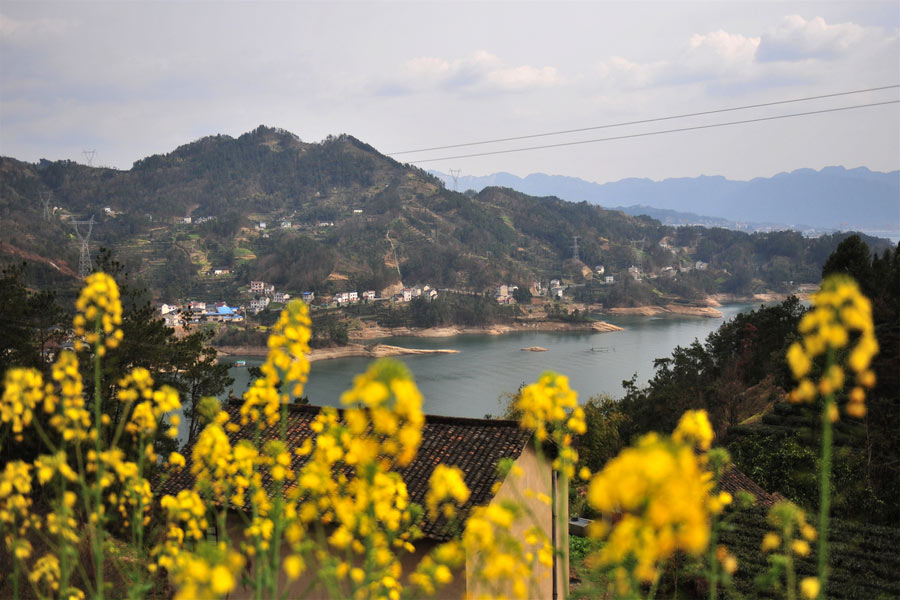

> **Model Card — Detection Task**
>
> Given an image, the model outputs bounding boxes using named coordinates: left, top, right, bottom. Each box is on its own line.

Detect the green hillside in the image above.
left=0, top=126, right=891, bottom=302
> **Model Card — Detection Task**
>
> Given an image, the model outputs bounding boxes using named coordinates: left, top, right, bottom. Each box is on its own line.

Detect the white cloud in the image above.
left=378, top=51, right=563, bottom=96
left=757, top=15, right=867, bottom=62
left=0, top=12, right=76, bottom=43
left=591, top=15, right=897, bottom=92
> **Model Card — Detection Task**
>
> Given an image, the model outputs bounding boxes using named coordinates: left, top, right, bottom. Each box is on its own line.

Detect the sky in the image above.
left=1, top=1, right=898, bottom=184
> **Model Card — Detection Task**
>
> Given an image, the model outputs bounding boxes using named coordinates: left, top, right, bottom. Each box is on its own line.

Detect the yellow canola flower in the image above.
left=672, top=409, right=714, bottom=451
left=241, top=299, right=311, bottom=427
left=2, top=367, right=45, bottom=441
left=339, top=359, right=425, bottom=467
left=586, top=415, right=718, bottom=585
left=800, top=577, right=821, bottom=599
left=73, top=272, right=123, bottom=352
left=426, top=465, right=471, bottom=519
left=788, top=274, right=878, bottom=418
left=48, top=351, right=90, bottom=442
left=516, top=371, right=585, bottom=478
left=284, top=554, right=305, bottom=580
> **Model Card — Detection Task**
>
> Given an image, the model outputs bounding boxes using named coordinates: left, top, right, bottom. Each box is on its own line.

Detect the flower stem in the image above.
left=557, top=471, right=569, bottom=600
left=817, top=392, right=833, bottom=599
left=708, top=521, right=719, bottom=600
left=92, top=320, right=105, bottom=600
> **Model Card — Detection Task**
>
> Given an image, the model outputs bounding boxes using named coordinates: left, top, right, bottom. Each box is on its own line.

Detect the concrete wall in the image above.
left=465, top=442, right=567, bottom=599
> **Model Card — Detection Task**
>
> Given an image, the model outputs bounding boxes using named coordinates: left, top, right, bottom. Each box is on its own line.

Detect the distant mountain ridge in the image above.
left=431, top=167, right=900, bottom=234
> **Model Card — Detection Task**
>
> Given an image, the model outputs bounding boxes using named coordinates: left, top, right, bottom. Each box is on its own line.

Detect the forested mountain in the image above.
left=0, top=126, right=892, bottom=303
left=432, top=167, right=900, bottom=233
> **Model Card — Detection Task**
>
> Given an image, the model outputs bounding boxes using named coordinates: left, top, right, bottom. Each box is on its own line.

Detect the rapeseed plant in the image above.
left=1, top=272, right=878, bottom=600
left=786, top=274, right=877, bottom=599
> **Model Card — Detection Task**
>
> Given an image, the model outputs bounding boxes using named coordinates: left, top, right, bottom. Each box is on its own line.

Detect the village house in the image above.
left=301, top=291, right=315, bottom=303
left=257, top=221, right=267, bottom=230
left=352, top=209, right=363, bottom=214
left=202, top=304, right=243, bottom=323
left=695, top=261, right=709, bottom=271
left=159, top=303, right=179, bottom=315
left=628, top=265, right=642, bottom=281
left=594, top=265, right=605, bottom=276
left=604, top=275, right=615, bottom=284
left=159, top=403, right=568, bottom=599
left=213, top=268, right=231, bottom=276
left=250, top=281, right=266, bottom=294
left=281, top=220, right=291, bottom=228
left=362, top=290, right=377, bottom=301
left=249, top=298, right=269, bottom=314
left=263, top=284, right=275, bottom=297
left=273, top=292, right=290, bottom=304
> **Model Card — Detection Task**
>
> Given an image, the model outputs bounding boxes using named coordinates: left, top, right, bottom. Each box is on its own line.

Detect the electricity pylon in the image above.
left=40, top=191, right=53, bottom=221
left=72, top=216, right=95, bottom=278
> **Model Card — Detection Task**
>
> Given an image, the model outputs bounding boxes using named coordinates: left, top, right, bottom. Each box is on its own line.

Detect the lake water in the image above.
left=218, top=303, right=756, bottom=420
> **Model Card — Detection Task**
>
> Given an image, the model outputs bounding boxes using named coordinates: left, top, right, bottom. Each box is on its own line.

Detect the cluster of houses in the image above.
left=159, top=301, right=244, bottom=327
left=178, top=215, right=216, bottom=225
left=495, top=284, right=519, bottom=304
left=249, top=281, right=294, bottom=314
left=336, top=285, right=438, bottom=305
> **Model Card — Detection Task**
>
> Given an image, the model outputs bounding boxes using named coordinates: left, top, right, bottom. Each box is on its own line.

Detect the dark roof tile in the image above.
left=158, top=403, right=534, bottom=540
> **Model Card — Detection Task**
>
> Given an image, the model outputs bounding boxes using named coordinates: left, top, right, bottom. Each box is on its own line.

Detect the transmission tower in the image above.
left=449, top=169, right=461, bottom=191
left=40, top=191, right=53, bottom=221
left=572, top=235, right=580, bottom=261
left=82, top=149, right=96, bottom=167
left=72, top=216, right=95, bottom=278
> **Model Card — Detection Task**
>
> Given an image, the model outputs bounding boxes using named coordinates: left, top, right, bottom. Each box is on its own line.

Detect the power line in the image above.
left=388, top=84, right=899, bottom=155
left=404, top=100, right=900, bottom=164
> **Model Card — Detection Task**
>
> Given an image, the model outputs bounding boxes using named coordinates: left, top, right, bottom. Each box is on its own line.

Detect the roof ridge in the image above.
left=226, top=399, right=522, bottom=428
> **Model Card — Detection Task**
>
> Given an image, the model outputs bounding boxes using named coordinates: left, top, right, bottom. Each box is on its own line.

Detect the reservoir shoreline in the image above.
left=216, top=320, right=624, bottom=361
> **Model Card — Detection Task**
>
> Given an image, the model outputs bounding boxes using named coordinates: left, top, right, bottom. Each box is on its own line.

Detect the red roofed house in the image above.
left=159, top=402, right=568, bottom=599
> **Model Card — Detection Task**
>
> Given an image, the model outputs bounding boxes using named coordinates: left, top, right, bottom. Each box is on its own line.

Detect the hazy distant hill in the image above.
left=431, top=168, right=900, bottom=234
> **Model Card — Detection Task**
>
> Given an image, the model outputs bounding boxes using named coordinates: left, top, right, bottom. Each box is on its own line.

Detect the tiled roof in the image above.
left=158, top=403, right=535, bottom=540
left=719, top=466, right=783, bottom=508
